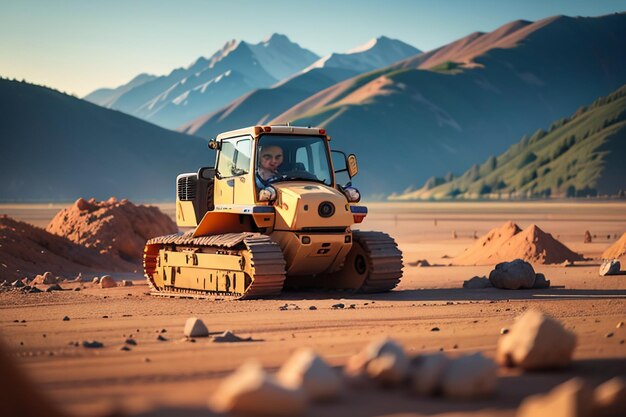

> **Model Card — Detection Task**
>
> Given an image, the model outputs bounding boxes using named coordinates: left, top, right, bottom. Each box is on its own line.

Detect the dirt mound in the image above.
left=602, top=232, right=626, bottom=260
left=46, top=197, right=177, bottom=262
left=454, top=222, right=584, bottom=265
left=0, top=215, right=134, bottom=282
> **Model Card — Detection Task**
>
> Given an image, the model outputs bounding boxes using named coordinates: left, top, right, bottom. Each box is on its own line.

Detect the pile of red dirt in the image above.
left=46, top=197, right=177, bottom=263
left=0, top=215, right=134, bottom=282
left=602, top=232, right=626, bottom=260
left=453, top=221, right=584, bottom=265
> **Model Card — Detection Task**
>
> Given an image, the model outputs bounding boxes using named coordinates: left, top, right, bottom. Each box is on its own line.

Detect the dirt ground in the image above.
left=1, top=201, right=625, bottom=417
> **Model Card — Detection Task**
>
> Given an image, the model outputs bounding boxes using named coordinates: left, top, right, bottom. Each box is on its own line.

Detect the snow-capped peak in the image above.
left=347, top=38, right=379, bottom=54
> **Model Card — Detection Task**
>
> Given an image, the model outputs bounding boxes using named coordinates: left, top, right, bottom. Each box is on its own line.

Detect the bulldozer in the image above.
left=144, top=125, right=403, bottom=299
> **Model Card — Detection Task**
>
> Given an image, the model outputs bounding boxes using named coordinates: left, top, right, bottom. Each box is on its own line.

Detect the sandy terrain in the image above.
left=1, top=201, right=625, bottom=416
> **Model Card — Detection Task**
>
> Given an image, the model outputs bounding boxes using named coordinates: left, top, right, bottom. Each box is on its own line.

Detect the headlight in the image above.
left=318, top=201, right=335, bottom=218
left=343, top=186, right=361, bottom=202
left=258, top=186, right=277, bottom=201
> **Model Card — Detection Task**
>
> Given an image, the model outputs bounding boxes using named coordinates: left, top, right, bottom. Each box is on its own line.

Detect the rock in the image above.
left=410, top=353, right=449, bottom=396
left=345, top=338, right=409, bottom=387
left=46, top=283, right=63, bottom=291
left=125, top=338, right=137, bottom=345
left=28, top=287, right=42, bottom=293
left=213, top=330, right=252, bottom=343
left=463, top=276, right=493, bottom=289
left=73, top=273, right=83, bottom=282
left=431, top=327, right=440, bottom=332
left=584, top=230, right=592, bottom=243
left=62, top=316, right=70, bottom=321
left=277, top=348, right=343, bottom=401
left=599, top=260, right=620, bottom=276
left=120, top=346, right=131, bottom=351
left=411, top=259, right=431, bottom=267
left=594, top=377, right=626, bottom=417
left=605, top=332, right=614, bottom=338
left=331, top=303, right=345, bottom=309
left=92, top=277, right=100, bottom=284
left=122, top=280, right=133, bottom=287
left=156, top=335, right=167, bottom=341
left=497, top=310, right=577, bottom=370
left=489, top=259, right=536, bottom=289
left=279, top=303, right=300, bottom=311
left=100, top=275, right=116, bottom=288
left=500, top=328, right=509, bottom=335
left=533, top=273, right=551, bottom=289
left=210, top=361, right=306, bottom=416
left=517, top=378, right=593, bottom=417
left=441, top=353, right=498, bottom=399
left=32, top=272, right=56, bottom=285
left=82, top=340, right=104, bottom=348
left=617, top=321, right=624, bottom=329
left=184, top=317, right=209, bottom=338
left=309, top=306, right=317, bottom=310
left=11, top=280, right=25, bottom=288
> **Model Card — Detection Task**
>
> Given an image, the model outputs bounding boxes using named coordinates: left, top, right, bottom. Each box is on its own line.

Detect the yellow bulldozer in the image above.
left=144, top=125, right=403, bottom=299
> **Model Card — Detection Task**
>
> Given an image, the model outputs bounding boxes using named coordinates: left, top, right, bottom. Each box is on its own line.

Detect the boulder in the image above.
left=594, top=377, right=626, bottom=417
left=497, top=310, right=577, bottom=370
left=599, top=260, right=620, bottom=276
left=99, top=275, right=116, bottom=288
left=463, top=276, right=493, bottom=289
left=122, top=280, right=133, bottom=287
left=410, top=353, right=449, bottom=396
left=345, top=338, right=409, bottom=386
left=184, top=317, right=209, bottom=338
left=213, top=330, right=251, bottom=343
left=210, top=361, right=306, bottom=416
left=517, top=378, right=594, bottom=417
left=533, top=273, right=551, bottom=289
left=92, top=277, right=100, bottom=284
left=441, top=353, right=498, bottom=399
left=32, top=272, right=56, bottom=285
left=277, top=348, right=342, bottom=401
left=489, top=259, right=536, bottom=289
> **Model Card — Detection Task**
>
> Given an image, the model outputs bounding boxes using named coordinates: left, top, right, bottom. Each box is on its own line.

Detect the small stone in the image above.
left=102, top=315, right=109, bottom=318
left=62, top=316, right=70, bottom=321
left=184, top=317, right=209, bottom=338
left=82, top=340, right=104, bottom=348
left=74, top=287, right=81, bottom=291
left=497, top=310, right=577, bottom=370
left=100, top=275, right=116, bottom=288
left=594, top=377, right=626, bottom=416
left=463, top=276, right=492, bottom=289
left=517, top=378, right=593, bottom=417
left=431, top=327, right=440, bottom=332
left=500, top=328, right=509, bottom=335
left=157, top=335, right=167, bottom=341
left=92, top=277, right=100, bottom=284
left=144, top=357, right=151, bottom=363
left=210, top=361, right=306, bottom=415
left=489, top=259, right=536, bottom=290
left=122, top=280, right=133, bottom=287
left=410, top=353, right=449, bottom=396
left=160, top=328, right=167, bottom=333
left=213, top=330, right=251, bottom=343
left=617, top=322, right=624, bottom=329
left=331, top=303, right=345, bottom=309
left=125, top=338, right=137, bottom=345
left=277, top=348, right=343, bottom=401
left=11, top=280, right=25, bottom=288
left=309, top=306, right=317, bottom=310
left=532, top=273, right=551, bottom=289
left=120, top=346, right=131, bottom=351
left=441, top=353, right=498, bottom=399
left=46, top=283, right=63, bottom=292
left=599, top=259, right=620, bottom=276
left=605, top=332, right=614, bottom=338
left=28, top=287, right=42, bottom=293
left=348, top=304, right=356, bottom=309
left=345, top=338, right=409, bottom=387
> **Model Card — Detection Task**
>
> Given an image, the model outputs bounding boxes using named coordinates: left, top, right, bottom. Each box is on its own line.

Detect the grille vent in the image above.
left=177, top=174, right=197, bottom=201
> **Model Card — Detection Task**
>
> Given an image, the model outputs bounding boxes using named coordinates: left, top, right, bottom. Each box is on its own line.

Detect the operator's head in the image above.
left=259, top=145, right=283, bottom=172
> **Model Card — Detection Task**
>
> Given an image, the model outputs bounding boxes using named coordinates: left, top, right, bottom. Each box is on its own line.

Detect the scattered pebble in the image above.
left=431, top=327, right=440, bottom=332
left=157, top=335, right=167, bottom=341
left=120, top=346, right=131, bottom=351
left=122, top=280, right=133, bottom=287
left=500, top=328, right=509, bottom=335
left=214, top=330, right=253, bottom=343
left=605, top=332, right=614, bottom=338
left=62, top=316, right=70, bottom=321
left=309, top=306, right=317, bottom=310
left=82, top=340, right=104, bottom=348
left=617, top=322, right=623, bottom=329
left=144, top=357, right=151, bottom=363
left=348, top=304, right=356, bottom=309
left=332, top=303, right=345, bottom=309
left=125, top=338, right=137, bottom=345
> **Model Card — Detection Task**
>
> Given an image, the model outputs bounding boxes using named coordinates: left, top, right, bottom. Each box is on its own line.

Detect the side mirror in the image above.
left=208, top=140, right=220, bottom=150
left=347, top=154, right=358, bottom=178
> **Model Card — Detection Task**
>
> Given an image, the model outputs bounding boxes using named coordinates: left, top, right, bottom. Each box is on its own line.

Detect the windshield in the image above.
left=256, top=135, right=332, bottom=187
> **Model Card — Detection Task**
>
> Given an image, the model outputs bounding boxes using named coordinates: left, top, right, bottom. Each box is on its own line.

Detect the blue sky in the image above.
left=1, top=0, right=624, bottom=97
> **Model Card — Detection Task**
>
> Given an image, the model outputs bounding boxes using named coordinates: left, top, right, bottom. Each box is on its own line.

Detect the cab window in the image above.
left=217, top=137, right=251, bottom=178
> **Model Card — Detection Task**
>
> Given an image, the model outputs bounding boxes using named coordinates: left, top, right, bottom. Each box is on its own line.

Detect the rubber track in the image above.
left=143, top=233, right=286, bottom=300
left=354, top=230, right=404, bottom=293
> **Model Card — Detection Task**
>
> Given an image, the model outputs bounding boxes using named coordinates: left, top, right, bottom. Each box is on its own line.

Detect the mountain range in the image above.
left=0, top=78, right=209, bottom=202
left=391, top=84, right=626, bottom=200
left=271, top=13, right=626, bottom=198
left=179, top=36, right=421, bottom=138
left=84, top=34, right=319, bottom=129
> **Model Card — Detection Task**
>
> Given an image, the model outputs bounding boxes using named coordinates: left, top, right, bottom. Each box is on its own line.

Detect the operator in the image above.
left=256, top=144, right=283, bottom=199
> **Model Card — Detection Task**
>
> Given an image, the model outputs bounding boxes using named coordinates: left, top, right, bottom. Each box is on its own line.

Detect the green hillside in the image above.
left=391, top=85, right=626, bottom=200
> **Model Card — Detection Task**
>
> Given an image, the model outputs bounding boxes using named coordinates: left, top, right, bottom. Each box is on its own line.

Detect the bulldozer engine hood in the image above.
left=270, top=182, right=353, bottom=231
